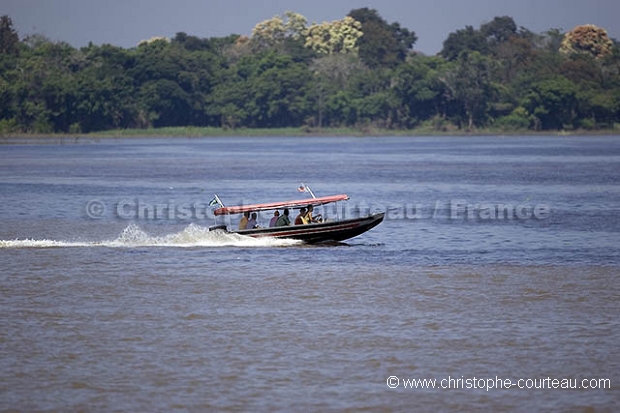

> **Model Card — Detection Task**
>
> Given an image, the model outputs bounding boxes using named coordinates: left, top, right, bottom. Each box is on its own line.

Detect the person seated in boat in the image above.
left=269, top=211, right=280, bottom=227
left=238, top=211, right=250, bottom=230
left=275, top=208, right=291, bottom=226
left=295, top=208, right=307, bottom=225
left=247, top=212, right=259, bottom=229
left=305, top=205, right=322, bottom=223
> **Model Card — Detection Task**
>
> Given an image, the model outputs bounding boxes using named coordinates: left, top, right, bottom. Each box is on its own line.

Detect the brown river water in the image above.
left=1, top=136, right=618, bottom=411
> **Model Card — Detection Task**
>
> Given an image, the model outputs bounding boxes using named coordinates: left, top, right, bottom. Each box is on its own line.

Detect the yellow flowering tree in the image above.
left=305, top=16, right=363, bottom=55
left=137, top=36, right=170, bottom=47
left=251, top=11, right=308, bottom=48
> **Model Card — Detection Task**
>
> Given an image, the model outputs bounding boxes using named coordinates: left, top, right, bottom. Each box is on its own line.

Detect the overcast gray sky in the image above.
left=1, top=0, right=619, bottom=55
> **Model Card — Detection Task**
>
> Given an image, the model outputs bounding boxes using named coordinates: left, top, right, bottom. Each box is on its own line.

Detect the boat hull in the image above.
left=226, top=213, right=384, bottom=244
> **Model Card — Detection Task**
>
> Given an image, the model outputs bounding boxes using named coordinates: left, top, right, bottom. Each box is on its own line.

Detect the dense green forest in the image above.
left=1, top=9, right=619, bottom=134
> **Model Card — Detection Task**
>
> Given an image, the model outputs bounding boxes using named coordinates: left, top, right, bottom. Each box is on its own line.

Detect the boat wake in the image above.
left=0, top=223, right=302, bottom=249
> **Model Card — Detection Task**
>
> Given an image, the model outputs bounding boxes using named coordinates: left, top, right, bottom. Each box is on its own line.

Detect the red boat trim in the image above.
left=214, top=194, right=349, bottom=216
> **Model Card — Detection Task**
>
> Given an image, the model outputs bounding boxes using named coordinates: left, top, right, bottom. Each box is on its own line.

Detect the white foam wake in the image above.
left=0, top=223, right=301, bottom=249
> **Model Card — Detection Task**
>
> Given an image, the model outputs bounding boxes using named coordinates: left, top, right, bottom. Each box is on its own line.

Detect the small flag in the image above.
left=298, top=184, right=316, bottom=198
left=209, top=197, right=220, bottom=207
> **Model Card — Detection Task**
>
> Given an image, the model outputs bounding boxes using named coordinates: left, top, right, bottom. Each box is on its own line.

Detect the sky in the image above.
left=1, top=0, right=619, bottom=55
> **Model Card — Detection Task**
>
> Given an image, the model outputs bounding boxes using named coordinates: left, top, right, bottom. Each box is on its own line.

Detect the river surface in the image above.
left=1, top=136, right=619, bottom=411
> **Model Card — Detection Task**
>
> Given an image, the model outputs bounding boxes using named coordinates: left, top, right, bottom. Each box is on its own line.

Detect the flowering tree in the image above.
left=305, top=16, right=363, bottom=55
left=251, top=11, right=308, bottom=48
left=251, top=12, right=363, bottom=56
left=559, top=24, right=613, bottom=59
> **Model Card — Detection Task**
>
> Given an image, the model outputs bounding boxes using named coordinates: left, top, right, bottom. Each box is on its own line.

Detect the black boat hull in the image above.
left=226, top=213, right=384, bottom=244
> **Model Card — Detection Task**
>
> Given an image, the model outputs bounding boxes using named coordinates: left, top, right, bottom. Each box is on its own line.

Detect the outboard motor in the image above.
left=208, top=225, right=228, bottom=232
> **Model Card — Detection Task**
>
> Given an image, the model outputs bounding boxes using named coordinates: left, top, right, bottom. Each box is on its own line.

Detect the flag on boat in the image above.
left=208, top=196, right=221, bottom=207
left=297, top=184, right=316, bottom=199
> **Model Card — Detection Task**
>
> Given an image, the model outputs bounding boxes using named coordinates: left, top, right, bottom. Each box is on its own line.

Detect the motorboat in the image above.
left=210, top=193, right=384, bottom=244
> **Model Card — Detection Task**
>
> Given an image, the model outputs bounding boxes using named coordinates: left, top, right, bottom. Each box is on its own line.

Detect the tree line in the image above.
left=0, top=9, right=619, bottom=134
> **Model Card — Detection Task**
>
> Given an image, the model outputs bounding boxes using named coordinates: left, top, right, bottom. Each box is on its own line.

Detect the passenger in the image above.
left=295, top=208, right=307, bottom=225
left=306, top=205, right=321, bottom=223
left=269, top=211, right=280, bottom=227
left=238, top=211, right=250, bottom=230
left=246, top=212, right=258, bottom=229
left=275, top=208, right=291, bottom=226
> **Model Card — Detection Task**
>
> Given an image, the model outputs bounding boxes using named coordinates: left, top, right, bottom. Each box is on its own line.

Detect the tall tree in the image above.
left=309, top=54, right=365, bottom=127
left=522, top=76, right=578, bottom=130
left=440, top=51, right=495, bottom=129
left=481, top=16, right=517, bottom=45
left=393, top=56, right=447, bottom=126
left=348, top=8, right=417, bottom=68
left=0, top=15, right=19, bottom=55
left=441, top=26, right=488, bottom=61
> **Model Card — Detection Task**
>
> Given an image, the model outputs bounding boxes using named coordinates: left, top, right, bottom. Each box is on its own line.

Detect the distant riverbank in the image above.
left=2, top=125, right=619, bottom=142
